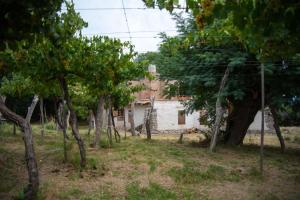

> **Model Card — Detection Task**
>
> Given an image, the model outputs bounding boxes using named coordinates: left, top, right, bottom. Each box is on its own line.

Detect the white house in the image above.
left=114, top=65, right=201, bottom=133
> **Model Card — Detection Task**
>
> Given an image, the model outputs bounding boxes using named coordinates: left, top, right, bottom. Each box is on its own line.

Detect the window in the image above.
left=178, top=110, right=186, bottom=125
left=116, top=109, right=124, bottom=121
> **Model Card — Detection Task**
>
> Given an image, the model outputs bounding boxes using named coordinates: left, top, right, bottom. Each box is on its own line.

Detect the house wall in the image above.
left=154, top=101, right=200, bottom=131
left=249, top=110, right=273, bottom=131
left=115, top=100, right=201, bottom=132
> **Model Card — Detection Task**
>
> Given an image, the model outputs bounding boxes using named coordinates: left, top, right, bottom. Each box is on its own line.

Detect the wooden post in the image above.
left=260, top=64, right=265, bottom=174
left=210, top=67, right=229, bottom=152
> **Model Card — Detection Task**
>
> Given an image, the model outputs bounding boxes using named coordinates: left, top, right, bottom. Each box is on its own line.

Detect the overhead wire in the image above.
left=121, top=0, right=132, bottom=42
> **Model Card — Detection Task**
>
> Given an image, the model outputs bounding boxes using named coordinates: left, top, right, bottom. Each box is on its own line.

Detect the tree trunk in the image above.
left=65, top=110, right=70, bottom=129
left=129, top=102, right=136, bottom=136
left=210, top=67, right=229, bottom=152
left=13, top=123, right=16, bottom=135
left=270, top=106, right=285, bottom=153
left=87, top=110, right=95, bottom=136
left=59, top=76, right=86, bottom=168
left=178, top=132, right=184, bottom=144
left=107, top=99, right=113, bottom=147
left=56, top=100, right=68, bottom=162
left=40, top=98, right=45, bottom=141
left=224, top=95, right=260, bottom=145
left=146, top=97, right=155, bottom=140
left=93, top=96, right=104, bottom=148
left=110, top=106, right=120, bottom=143
left=124, top=108, right=127, bottom=139
left=0, top=98, right=39, bottom=199
left=26, top=95, right=39, bottom=123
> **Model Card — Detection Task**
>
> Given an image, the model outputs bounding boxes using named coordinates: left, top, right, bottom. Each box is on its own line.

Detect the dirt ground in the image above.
left=0, top=124, right=299, bottom=200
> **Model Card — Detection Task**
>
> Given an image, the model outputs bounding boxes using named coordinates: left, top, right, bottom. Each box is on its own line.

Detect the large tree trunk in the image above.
left=270, top=106, right=285, bottom=153
left=210, top=67, right=229, bottom=152
left=40, top=97, right=45, bottom=141
left=129, top=102, right=136, bottom=136
left=0, top=97, right=39, bottom=199
left=92, top=96, right=104, bottom=148
left=224, top=94, right=261, bottom=145
left=59, top=77, right=86, bottom=168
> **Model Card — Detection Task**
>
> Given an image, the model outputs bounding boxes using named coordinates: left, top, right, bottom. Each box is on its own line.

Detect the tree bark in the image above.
left=270, top=106, right=285, bottom=153
left=93, top=96, right=104, bottom=148
left=107, top=99, right=113, bottom=146
left=146, top=97, right=155, bottom=140
left=0, top=98, right=39, bottom=199
left=110, top=106, right=120, bottom=143
left=129, top=102, right=136, bottom=136
left=224, top=95, right=260, bottom=145
left=56, top=100, right=68, bottom=162
left=26, top=95, right=39, bottom=123
left=59, top=76, right=86, bottom=168
left=40, top=98, right=45, bottom=141
left=210, top=67, right=229, bottom=152
left=124, top=108, right=127, bottom=139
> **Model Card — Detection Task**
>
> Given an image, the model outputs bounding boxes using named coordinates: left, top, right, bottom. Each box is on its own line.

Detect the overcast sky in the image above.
left=72, top=0, right=180, bottom=53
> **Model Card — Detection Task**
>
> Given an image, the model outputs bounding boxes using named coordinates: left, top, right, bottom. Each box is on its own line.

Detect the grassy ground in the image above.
left=0, top=123, right=300, bottom=200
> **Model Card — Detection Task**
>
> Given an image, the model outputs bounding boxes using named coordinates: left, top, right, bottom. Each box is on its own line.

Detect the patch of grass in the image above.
left=167, top=164, right=226, bottom=184
left=0, top=148, right=20, bottom=193
left=262, top=193, right=280, bottom=200
left=247, top=167, right=263, bottom=181
left=44, top=121, right=57, bottom=131
left=148, top=159, right=160, bottom=173
left=126, top=182, right=177, bottom=200
left=57, top=187, right=84, bottom=199
left=225, top=170, right=241, bottom=182
left=79, top=187, right=113, bottom=200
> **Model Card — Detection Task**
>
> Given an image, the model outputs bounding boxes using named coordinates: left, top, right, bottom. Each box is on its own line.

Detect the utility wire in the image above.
left=121, top=0, right=132, bottom=42
left=61, top=7, right=187, bottom=11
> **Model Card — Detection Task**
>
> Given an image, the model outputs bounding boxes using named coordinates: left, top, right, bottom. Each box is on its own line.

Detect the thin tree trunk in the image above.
left=107, top=99, right=113, bottom=146
left=59, top=76, right=86, bottom=168
left=146, top=97, right=155, bottom=140
left=93, top=96, right=104, bottom=148
left=0, top=97, right=39, bottom=199
left=65, top=110, right=70, bottom=129
left=178, top=132, right=184, bottom=144
left=26, top=95, right=39, bottom=123
left=129, top=102, right=136, bottom=136
left=210, top=67, right=229, bottom=152
left=124, top=108, right=127, bottom=139
left=110, top=106, right=120, bottom=143
left=13, top=123, right=16, bottom=135
left=270, top=106, right=285, bottom=153
left=87, top=110, right=95, bottom=136
left=56, top=100, right=68, bottom=162
left=44, top=104, right=48, bottom=123
left=40, top=98, right=45, bottom=141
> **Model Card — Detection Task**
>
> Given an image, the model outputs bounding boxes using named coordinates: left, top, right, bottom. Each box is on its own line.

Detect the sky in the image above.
left=71, top=0, right=181, bottom=53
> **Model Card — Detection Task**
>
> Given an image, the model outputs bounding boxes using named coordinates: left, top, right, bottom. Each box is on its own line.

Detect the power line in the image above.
left=121, top=0, right=132, bottom=42
left=82, top=29, right=177, bottom=35
left=61, top=7, right=187, bottom=11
